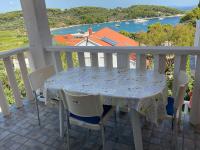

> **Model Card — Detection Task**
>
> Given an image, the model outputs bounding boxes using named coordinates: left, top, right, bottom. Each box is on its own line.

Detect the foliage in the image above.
left=0, top=30, right=28, bottom=51
left=180, top=7, right=200, bottom=26
left=0, top=6, right=183, bottom=30
left=133, top=23, right=195, bottom=94
left=119, top=30, right=136, bottom=40
left=135, top=23, right=195, bottom=46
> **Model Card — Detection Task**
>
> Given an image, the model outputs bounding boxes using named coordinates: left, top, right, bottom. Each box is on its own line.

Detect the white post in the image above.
left=78, top=52, right=85, bottom=67
left=190, top=20, right=200, bottom=125
left=3, top=57, right=23, bottom=108
left=52, top=52, right=63, bottom=73
left=0, top=82, right=10, bottom=116
left=17, top=53, right=34, bottom=101
left=91, top=53, right=99, bottom=67
left=20, top=0, right=53, bottom=69
left=154, top=54, right=166, bottom=74
left=136, top=54, right=146, bottom=71
left=190, top=55, right=200, bottom=125
left=66, top=52, right=74, bottom=68
left=117, top=53, right=129, bottom=69
left=104, top=53, right=113, bottom=69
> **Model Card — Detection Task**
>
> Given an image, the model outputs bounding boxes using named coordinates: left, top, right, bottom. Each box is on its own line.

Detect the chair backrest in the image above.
left=62, top=90, right=103, bottom=117
left=175, top=71, right=188, bottom=109
left=29, top=65, right=55, bottom=91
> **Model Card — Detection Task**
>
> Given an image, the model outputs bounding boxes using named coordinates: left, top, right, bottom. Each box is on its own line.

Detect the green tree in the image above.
left=180, top=7, right=200, bottom=26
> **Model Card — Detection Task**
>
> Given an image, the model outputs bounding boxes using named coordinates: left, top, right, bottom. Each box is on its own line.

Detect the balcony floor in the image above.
left=0, top=100, right=199, bottom=150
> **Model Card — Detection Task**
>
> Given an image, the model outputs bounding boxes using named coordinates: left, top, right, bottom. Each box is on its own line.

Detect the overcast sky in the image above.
left=1, top=0, right=199, bottom=13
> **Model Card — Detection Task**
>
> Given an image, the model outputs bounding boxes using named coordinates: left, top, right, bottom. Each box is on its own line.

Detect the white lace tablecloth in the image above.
left=44, top=67, right=167, bottom=124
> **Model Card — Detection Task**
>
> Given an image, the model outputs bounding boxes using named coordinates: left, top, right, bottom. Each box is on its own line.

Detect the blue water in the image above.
left=52, top=16, right=180, bottom=35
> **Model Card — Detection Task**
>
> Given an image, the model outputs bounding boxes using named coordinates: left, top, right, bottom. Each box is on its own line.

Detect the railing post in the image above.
left=117, top=53, right=129, bottom=69
left=136, top=54, right=146, bottom=71
left=17, top=52, right=34, bottom=101
left=0, top=81, right=10, bottom=116
left=174, top=54, right=187, bottom=105
left=66, top=52, right=73, bottom=68
left=190, top=55, right=200, bottom=125
left=52, top=52, right=63, bottom=73
left=190, top=20, right=200, bottom=125
left=78, top=52, right=85, bottom=67
left=104, top=53, right=113, bottom=69
left=3, top=57, right=23, bottom=108
left=91, top=53, right=98, bottom=67
left=154, top=54, right=166, bottom=74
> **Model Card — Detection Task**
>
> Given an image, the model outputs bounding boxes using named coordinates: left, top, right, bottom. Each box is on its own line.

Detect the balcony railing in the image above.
left=0, top=47, right=33, bottom=116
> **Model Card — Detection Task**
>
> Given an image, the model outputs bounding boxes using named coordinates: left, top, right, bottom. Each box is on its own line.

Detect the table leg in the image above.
left=59, top=100, right=64, bottom=137
left=129, top=109, right=143, bottom=150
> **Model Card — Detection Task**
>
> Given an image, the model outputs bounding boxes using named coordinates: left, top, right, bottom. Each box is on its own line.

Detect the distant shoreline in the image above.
left=50, top=14, right=184, bottom=32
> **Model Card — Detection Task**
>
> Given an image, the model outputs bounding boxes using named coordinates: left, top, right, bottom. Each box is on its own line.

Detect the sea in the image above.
left=52, top=16, right=180, bottom=35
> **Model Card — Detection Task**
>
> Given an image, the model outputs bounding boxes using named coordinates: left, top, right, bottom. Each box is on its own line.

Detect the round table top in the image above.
left=45, top=67, right=166, bottom=100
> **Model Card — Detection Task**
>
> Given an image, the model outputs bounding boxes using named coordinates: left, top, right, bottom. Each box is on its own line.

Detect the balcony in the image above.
left=0, top=45, right=200, bottom=150
left=1, top=0, right=200, bottom=150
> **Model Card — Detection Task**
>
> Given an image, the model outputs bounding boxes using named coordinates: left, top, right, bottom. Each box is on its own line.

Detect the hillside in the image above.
left=180, top=7, right=200, bottom=26
left=0, top=5, right=183, bottom=30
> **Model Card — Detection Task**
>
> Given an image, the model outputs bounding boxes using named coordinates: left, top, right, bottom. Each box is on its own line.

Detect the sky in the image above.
left=0, top=0, right=199, bottom=13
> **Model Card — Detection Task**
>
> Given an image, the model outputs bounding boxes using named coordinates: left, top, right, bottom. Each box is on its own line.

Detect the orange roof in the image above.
left=89, top=27, right=139, bottom=46
left=53, top=35, right=82, bottom=46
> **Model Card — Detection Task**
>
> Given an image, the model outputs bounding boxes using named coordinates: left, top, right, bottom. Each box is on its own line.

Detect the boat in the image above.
left=125, top=21, right=130, bottom=24
left=115, top=24, right=120, bottom=27
left=77, top=29, right=84, bottom=34
left=159, top=17, right=164, bottom=20
left=134, top=18, right=148, bottom=23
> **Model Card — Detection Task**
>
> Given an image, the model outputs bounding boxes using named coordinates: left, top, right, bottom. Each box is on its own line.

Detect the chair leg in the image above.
left=114, top=109, right=119, bottom=141
left=34, top=91, right=41, bottom=126
left=66, top=111, right=70, bottom=150
left=100, top=125, right=105, bottom=150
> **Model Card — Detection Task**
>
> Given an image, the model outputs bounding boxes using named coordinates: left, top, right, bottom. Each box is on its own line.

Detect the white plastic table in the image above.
left=45, top=67, right=167, bottom=150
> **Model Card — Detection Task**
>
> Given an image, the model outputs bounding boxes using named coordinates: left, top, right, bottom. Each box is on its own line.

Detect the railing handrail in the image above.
left=0, top=47, right=29, bottom=59
left=46, top=46, right=200, bottom=55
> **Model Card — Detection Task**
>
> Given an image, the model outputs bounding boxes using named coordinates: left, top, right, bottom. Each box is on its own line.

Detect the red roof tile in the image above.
left=53, top=35, right=82, bottom=46
left=90, top=27, right=139, bottom=46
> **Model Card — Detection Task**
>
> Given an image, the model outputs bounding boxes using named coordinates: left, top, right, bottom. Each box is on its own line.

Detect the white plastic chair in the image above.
left=61, top=90, right=116, bottom=150
left=29, top=65, right=56, bottom=126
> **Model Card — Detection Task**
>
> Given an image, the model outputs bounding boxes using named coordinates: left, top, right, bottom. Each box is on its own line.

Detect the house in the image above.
left=53, top=27, right=139, bottom=67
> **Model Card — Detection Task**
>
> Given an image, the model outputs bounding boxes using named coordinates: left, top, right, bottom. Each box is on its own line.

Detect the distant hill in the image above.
left=173, top=6, right=195, bottom=11
left=0, top=5, right=183, bottom=30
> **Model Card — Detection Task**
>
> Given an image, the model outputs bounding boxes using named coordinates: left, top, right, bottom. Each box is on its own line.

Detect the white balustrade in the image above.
left=3, top=56, right=23, bottom=108
left=78, top=52, right=85, bottom=67
left=0, top=47, right=33, bottom=115
left=17, top=52, right=34, bottom=101
left=104, top=53, right=113, bottom=69
left=91, top=53, right=99, bottom=67
left=52, top=51, right=63, bottom=73
left=0, top=81, right=10, bottom=116
left=136, top=54, right=146, bottom=71
left=66, top=52, right=73, bottom=68
left=154, top=54, right=166, bottom=74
